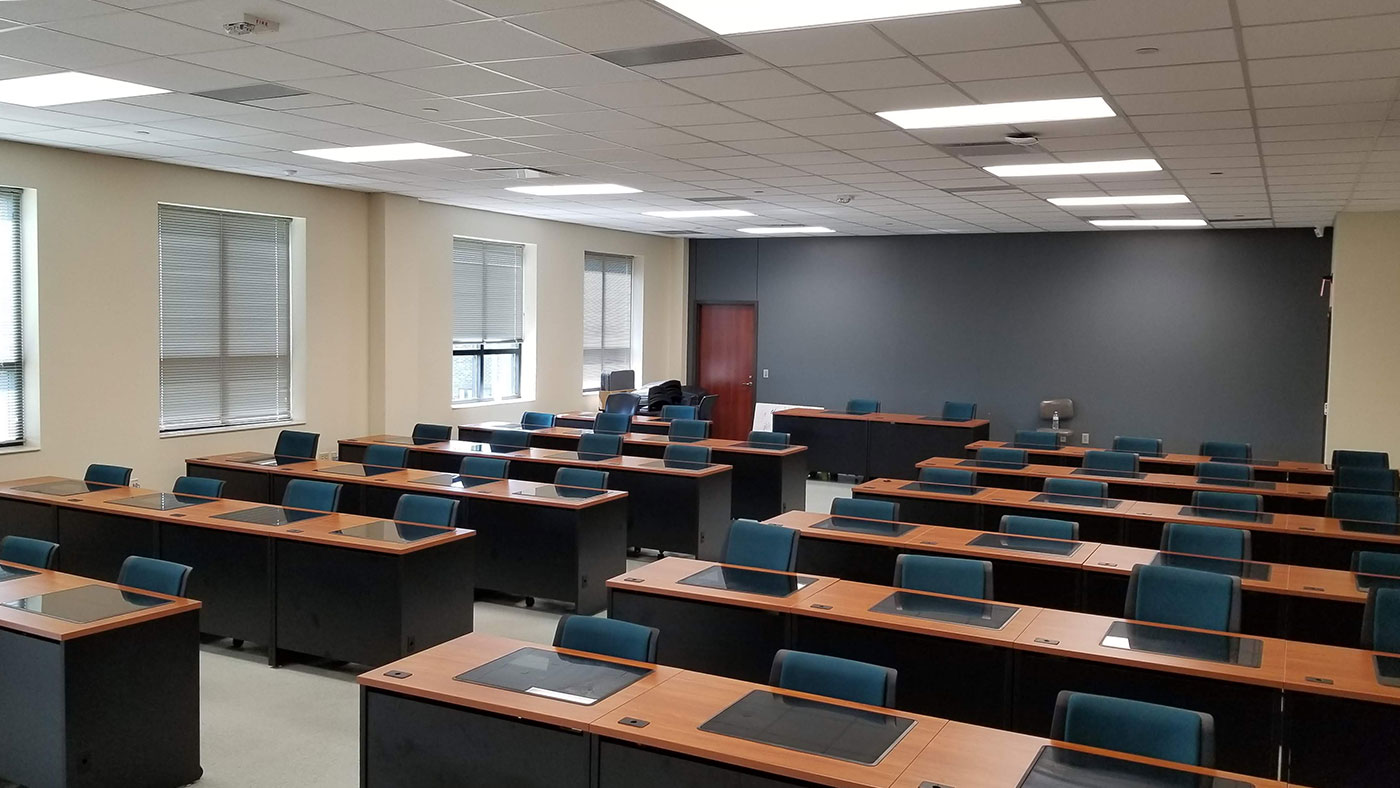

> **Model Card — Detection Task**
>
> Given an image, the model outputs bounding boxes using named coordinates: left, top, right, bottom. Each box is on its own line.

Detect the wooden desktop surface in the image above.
left=606, top=556, right=839, bottom=613
left=334, top=438, right=738, bottom=477
left=0, top=559, right=200, bottom=641
left=966, top=440, right=1331, bottom=476
left=1283, top=640, right=1400, bottom=706
left=774, top=407, right=990, bottom=429
left=446, top=426, right=808, bottom=456
left=797, top=579, right=1043, bottom=647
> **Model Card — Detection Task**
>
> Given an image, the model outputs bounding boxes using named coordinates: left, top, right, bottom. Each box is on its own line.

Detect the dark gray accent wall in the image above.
left=690, top=230, right=1332, bottom=461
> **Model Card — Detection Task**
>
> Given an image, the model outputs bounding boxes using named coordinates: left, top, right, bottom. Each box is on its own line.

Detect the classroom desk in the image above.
left=1281, top=642, right=1400, bottom=788
left=966, top=440, right=1334, bottom=485
left=555, top=411, right=671, bottom=434
left=334, top=439, right=730, bottom=557
left=773, top=408, right=990, bottom=478
left=0, top=476, right=477, bottom=668
left=447, top=426, right=809, bottom=520
left=0, top=561, right=201, bottom=788
left=917, top=455, right=1329, bottom=515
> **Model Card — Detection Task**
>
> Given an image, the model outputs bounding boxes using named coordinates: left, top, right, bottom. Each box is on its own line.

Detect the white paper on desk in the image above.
left=753, top=403, right=823, bottom=432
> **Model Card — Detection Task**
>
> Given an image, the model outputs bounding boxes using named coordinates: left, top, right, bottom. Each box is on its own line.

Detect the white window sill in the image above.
left=159, top=420, right=304, bottom=439
left=452, top=398, right=533, bottom=411
left=0, top=444, right=40, bottom=456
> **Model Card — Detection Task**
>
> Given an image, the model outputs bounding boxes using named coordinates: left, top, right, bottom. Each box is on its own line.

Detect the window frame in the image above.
left=581, top=251, right=636, bottom=393
left=0, top=186, right=27, bottom=449
left=451, top=236, right=526, bottom=406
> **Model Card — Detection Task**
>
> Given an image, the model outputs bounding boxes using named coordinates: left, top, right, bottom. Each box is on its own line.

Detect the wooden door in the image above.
left=696, top=303, right=757, bottom=441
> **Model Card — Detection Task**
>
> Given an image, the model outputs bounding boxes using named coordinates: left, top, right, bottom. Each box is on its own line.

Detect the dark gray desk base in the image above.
left=1284, top=691, right=1400, bottom=788
left=599, top=739, right=818, bottom=788
left=185, top=462, right=275, bottom=503
left=868, top=420, right=991, bottom=479
left=773, top=414, right=868, bottom=477
left=608, top=588, right=787, bottom=684
left=555, top=415, right=669, bottom=435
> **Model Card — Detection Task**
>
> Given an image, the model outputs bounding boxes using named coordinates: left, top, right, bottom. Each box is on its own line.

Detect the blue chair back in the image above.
left=747, top=430, right=790, bottom=446
left=490, top=429, right=532, bottom=449
left=1362, top=587, right=1400, bottom=654
left=918, top=467, right=977, bottom=490
left=461, top=456, right=510, bottom=481
left=274, top=430, right=319, bottom=459
left=1328, top=492, right=1400, bottom=523
left=364, top=444, right=408, bottom=469
left=1200, top=441, right=1251, bottom=461
left=1052, top=691, right=1214, bottom=767
left=770, top=649, right=896, bottom=707
left=1191, top=491, right=1262, bottom=514
left=893, top=554, right=992, bottom=600
left=1335, top=466, right=1400, bottom=495
left=724, top=519, right=798, bottom=572
left=832, top=497, right=899, bottom=522
left=593, top=413, right=631, bottom=434
left=556, top=467, right=608, bottom=489
left=668, top=419, right=710, bottom=440
left=393, top=494, right=459, bottom=528
left=85, top=464, right=132, bottom=486
left=173, top=476, right=225, bottom=498
left=1126, top=564, right=1241, bottom=632
left=604, top=392, right=640, bottom=416
left=1113, top=436, right=1163, bottom=456
left=1161, top=523, right=1250, bottom=560
left=521, top=411, right=555, bottom=428
left=0, top=535, right=58, bottom=569
left=412, top=423, right=452, bottom=442
left=579, top=433, right=623, bottom=457
left=1013, top=430, right=1057, bottom=449
left=1083, top=450, right=1139, bottom=473
left=661, top=405, right=697, bottom=421
left=941, top=401, right=976, bottom=421
left=977, top=447, right=1026, bottom=465
left=1043, top=478, right=1107, bottom=499
left=554, top=615, right=658, bottom=663
left=119, top=556, right=192, bottom=597
left=1000, top=515, right=1078, bottom=540
left=846, top=398, right=880, bottom=415
left=1353, top=551, right=1400, bottom=580
left=1333, top=450, right=1389, bottom=470
left=663, top=444, right=709, bottom=465
left=282, top=479, right=342, bottom=512
left=1196, top=461, right=1253, bottom=482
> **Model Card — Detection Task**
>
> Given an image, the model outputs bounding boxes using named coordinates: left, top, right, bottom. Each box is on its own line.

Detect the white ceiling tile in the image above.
left=832, top=84, right=967, bottom=113
left=387, top=20, right=572, bottom=62
left=48, top=12, right=250, bottom=56
left=729, top=25, right=903, bottom=67
left=365, top=120, right=481, bottom=141
left=772, top=114, right=890, bottom=136
left=1142, top=129, right=1257, bottom=146
left=874, top=8, right=1058, bottom=55
left=178, top=47, right=352, bottom=81
left=1237, top=0, right=1400, bottom=25
left=1250, top=50, right=1400, bottom=86
left=631, top=54, right=766, bottom=80
left=144, top=0, right=360, bottom=43
left=666, top=70, right=815, bottom=102
left=1042, top=0, right=1234, bottom=40
left=0, top=0, right=110, bottom=24
left=1132, top=110, right=1256, bottom=131
left=627, top=103, right=748, bottom=125
left=563, top=80, right=698, bottom=108
left=1252, top=79, right=1400, bottom=108
left=376, top=65, right=534, bottom=97
left=0, top=55, right=57, bottom=80
left=467, top=90, right=601, bottom=115
left=680, top=122, right=788, bottom=142
left=1072, top=30, right=1239, bottom=70
left=1098, top=62, right=1244, bottom=95
left=1259, top=122, right=1384, bottom=141
left=290, top=103, right=414, bottom=127
left=534, top=110, right=657, bottom=132
left=448, top=116, right=559, bottom=137
left=811, top=130, right=918, bottom=149
left=1244, top=15, right=1400, bottom=59
left=509, top=1, right=705, bottom=53
left=482, top=55, right=646, bottom=89
left=280, top=0, right=484, bottom=29
left=1115, top=88, right=1249, bottom=115
left=920, top=44, right=1082, bottom=82
left=371, top=97, right=507, bottom=121
left=787, top=59, right=941, bottom=92
left=275, top=32, right=457, bottom=73
left=116, top=92, right=254, bottom=117
left=955, top=72, right=1100, bottom=103
left=722, top=94, right=856, bottom=120
left=725, top=137, right=829, bottom=155
left=0, top=27, right=148, bottom=68
left=49, top=100, right=185, bottom=124
left=285, top=74, right=436, bottom=105
left=83, top=56, right=248, bottom=92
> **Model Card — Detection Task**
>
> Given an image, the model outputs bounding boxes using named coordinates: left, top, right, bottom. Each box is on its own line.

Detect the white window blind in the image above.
left=582, top=251, right=633, bottom=391
left=0, top=187, right=23, bottom=446
left=452, top=237, right=524, bottom=403
left=158, top=205, right=292, bottom=433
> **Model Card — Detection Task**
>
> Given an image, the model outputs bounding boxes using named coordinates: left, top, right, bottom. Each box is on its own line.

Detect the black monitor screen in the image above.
left=1177, top=507, right=1272, bottom=524
left=678, top=565, right=813, bottom=597
left=2, top=584, right=169, bottom=624
left=869, top=591, right=1016, bottom=629
left=1100, top=621, right=1262, bottom=667
left=0, top=565, right=38, bottom=583
left=111, top=493, right=207, bottom=511
left=212, top=506, right=326, bottom=526
left=453, top=647, right=651, bottom=705
left=700, top=690, right=915, bottom=766
left=332, top=521, right=453, bottom=543
left=14, top=480, right=116, bottom=496
left=1153, top=553, right=1272, bottom=581
left=810, top=516, right=916, bottom=537
left=1375, top=655, right=1400, bottom=688
left=1070, top=468, right=1146, bottom=480
left=1015, top=745, right=1252, bottom=788
left=968, top=532, right=1081, bottom=556
left=1031, top=493, right=1122, bottom=509
left=901, top=481, right=983, bottom=496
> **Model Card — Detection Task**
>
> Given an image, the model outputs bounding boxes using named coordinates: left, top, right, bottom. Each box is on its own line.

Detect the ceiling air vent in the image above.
left=688, top=196, right=753, bottom=203
left=596, top=38, right=741, bottom=67
left=472, top=167, right=559, bottom=179
left=193, top=83, right=307, bottom=103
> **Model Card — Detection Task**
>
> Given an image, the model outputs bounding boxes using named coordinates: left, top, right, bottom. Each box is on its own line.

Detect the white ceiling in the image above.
left=0, top=0, right=1397, bottom=236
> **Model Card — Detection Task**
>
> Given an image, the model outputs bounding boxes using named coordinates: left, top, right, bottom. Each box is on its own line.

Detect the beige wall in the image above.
left=1326, top=211, right=1400, bottom=457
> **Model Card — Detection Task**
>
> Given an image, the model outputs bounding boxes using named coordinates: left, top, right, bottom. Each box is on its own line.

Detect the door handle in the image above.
left=742, top=382, right=754, bottom=386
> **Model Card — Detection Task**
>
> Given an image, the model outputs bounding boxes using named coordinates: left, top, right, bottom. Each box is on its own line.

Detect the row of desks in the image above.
left=767, top=510, right=1375, bottom=648
left=772, top=408, right=991, bottom=478
left=608, top=556, right=1397, bottom=786
left=361, top=631, right=1289, bottom=788
left=0, top=476, right=477, bottom=667
left=968, top=440, right=1336, bottom=485
left=851, top=478, right=1400, bottom=570
left=0, top=561, right=201, bottom=788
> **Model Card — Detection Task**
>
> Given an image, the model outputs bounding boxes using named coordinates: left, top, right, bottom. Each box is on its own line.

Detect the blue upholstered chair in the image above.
left=281, top=479, right=342, bottom=512
left=893, top=554, right=992, bottom=600
left=1333, top=450, right=1389, bottom=470
left=724, top=519, right=798, bottom=572
left=1353, top=551, right=1400, bottom=582
left=274, top=430, right=319, bottom=460
left=1013, top=430, right=1057, bottom=449
left=554, top=615, right=658, bottom=663
left=172, top=476, right=225, bottom=498
left=1113, top=436, right=1164, bottom=456
left=460, top=456, right=510, bottom=481
left=942, top=401, right=977, bottom=421
left=977, top=447, right=1027, bottom=465
left=593, top=413, right=631, bottom=434
left=1362, top=587, right=1400, bottom=654
left=579, top=433, right=623, bottom=458
left=748, top=430, right=790, bottom=446
left=1043, top=478, right=1107, bottom=499
left=1196, top=461, right=1253, bottom=482
left=521, top=411, right=555, bottom=429
left=555, top=467, right=608, bottom=490
left=1083, top=450, right=1139, bottom=474
left=832, top=497, right=899, bottom=522
left=918, top=467, right=978, bottom=492
left=604, top=392, right=640, bottom=416
left=1125, top=564, right=1242, bottom=632
left=1000, top=515, right=1078, bottom=541
left=1200, top=441, right=1251, bottom=461
left=412, top=423, right=452, bottom=443
left=363, top=444, right=408, bottom=469
left=668, top=419, right=711, bottom=441
left=665, top=444, right=711, bottom=465
left=1191, top=490, right=1263, bottom=515
left=1335, top=467, right=1400, bottom=495
left=769, top=649, right=896, bottom=707
left=490, top=429, right=532, bottom=450
left=393, top=494, right=459, bottom=528
left=1052, top=691, right=1215, bottom=768
left=1160, top=523, right=1251, bottom=560
left=661, top=405, right=697, bottom=421
left=119, top=556, right=192, bottom=597
left=85, top=464, right=132, bottom=486
left=0, top=535, right=58, bottom=570
left=1328, top=492, right=1399, bottom=523
left=846, top=398, right=880, bottom=415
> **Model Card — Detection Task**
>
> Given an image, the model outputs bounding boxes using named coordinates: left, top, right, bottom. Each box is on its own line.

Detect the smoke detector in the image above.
left=224, top=14, right=279, bottom=36
left=834, top=194, right=855, bottom=204
left=1004, top=133, right=1040, bottom=147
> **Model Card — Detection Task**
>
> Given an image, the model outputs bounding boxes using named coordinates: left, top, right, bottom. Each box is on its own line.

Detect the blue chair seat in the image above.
left=282, top=479, right=342, bottom=512
left=119, top=556, right=192, bottom=597
left=1160, top=523, right=1250, bottom=560
left=1013, top=430, right=1058, bottom=449
left=1191, top=490, right=1262, bottom=514
left=1083, top=450, right=1139, bottom=474
left=275, top=430, right=319, bottom=460
left=918, top=467, right=978, bottom=491
left=393, top=494, right=459, bottom=528
left=579, top=433, right=623, bottom=458
left=1113, top=436, right=1163, bottom=456
left=1328, top=492, right=1399, bottom=523
left=1335, top=467, right=1400, bottom=495
left=461, top=456, right=510, bottom=482
left=490, top=429, right=532, bottom=449
left=661, top=405, right=697, bottom=421
left=846, top=398, right=880, bottom=415
left=412, top=423, right=452, bottom=443
left=593, top=413, right=631, bottom=434
left=521, top=411, right=556, bottom=429
left=942, top=401, right=976, bottom=421
left=363, top=443, right=408, bottom=469
left=173, top=475, right=225, bottom=498
left=832, top=497, right=899, bottom=522
left=747, top=430, right=790, bottom=446
left=668, top=418, right=711, bottom=441
left=1196, top=461, right=1253, bottom=482
left=977, top=447, right=1027, bottom=465
left=665, top=444, right=711, bottom=465
left=1200, top=441, right=1251, bottom=461
left=1043, top=478, right=1106, bottom=499
left=1363, top=587, right=1400, bottom=653
left=556, top=467, right=608, bottom=490
left=1333, top=450, right=1389, bottom=470
left=86, top=464, right=133, bottom=486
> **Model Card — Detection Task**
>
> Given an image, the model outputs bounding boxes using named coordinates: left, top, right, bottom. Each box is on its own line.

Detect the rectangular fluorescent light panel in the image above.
left=879, top=97, right=1114, bottom=130
left=655, top=0, right=1020, bottom=35
left=507, top=184, right=641, bottom=195
left=296, top=143, right=469, bottom=163
left=985, top=159, right=1162, bottom=177
left=644, top=209, right=753, bottom=218
left=0, top=72, right=168, bottom=107
left=1049, top=194, right=1189, bottom=206
left=738, top=226, right=835, bottom=234
left=1091, top=219, right=1208, bottom=228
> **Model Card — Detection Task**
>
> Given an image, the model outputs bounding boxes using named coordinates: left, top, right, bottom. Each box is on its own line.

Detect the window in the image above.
left=0, top=187, right=23, bottom=446
left=452, top=237, right=524, bottom=403
left=158, top=204, right=293, bottom=433
left=582, top=252, right=633, bottom=391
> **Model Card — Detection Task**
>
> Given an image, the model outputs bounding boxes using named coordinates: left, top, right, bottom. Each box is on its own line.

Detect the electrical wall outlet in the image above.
left=131, top=479, right=141, bottom=488
left=318, top=452, right=331, bottom=460
left=331, top=453, right=338, bottom=461
left=762, top=369, right=769, bottom=378
left=1081, top=433, right=1090, bottom=444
